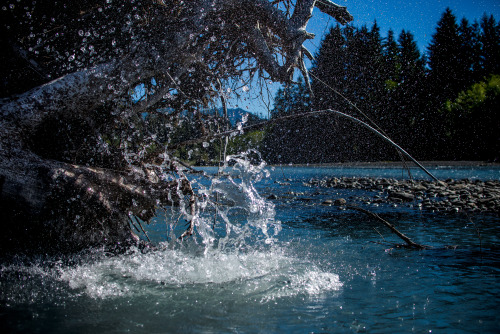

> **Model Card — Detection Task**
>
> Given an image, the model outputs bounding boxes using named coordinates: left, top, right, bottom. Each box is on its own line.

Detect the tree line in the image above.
left=260, top=8, right=500, bottom=164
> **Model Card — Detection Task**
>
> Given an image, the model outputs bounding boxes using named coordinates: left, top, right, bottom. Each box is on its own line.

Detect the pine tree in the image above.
left=457, top=18, right=482, bottom=88
left=382, top=29, right=399, bottom=84
left=427, top=8, right=462, bottom=104
left=480, top=14, right=500, bottom=76
left=394, top=30, right=427, bottom=154
left=365, top=21, right=386, bottom=116
left=311, top=24, right=346, bottom=111
left=425, top=8, right=464, bottom=159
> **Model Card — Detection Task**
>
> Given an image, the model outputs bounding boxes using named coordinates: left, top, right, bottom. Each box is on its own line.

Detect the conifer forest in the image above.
left=260, top=8, right=500, bottom=164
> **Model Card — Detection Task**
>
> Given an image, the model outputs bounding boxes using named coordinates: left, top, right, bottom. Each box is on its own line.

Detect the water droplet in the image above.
left=242, top=86, right=250, bottom=92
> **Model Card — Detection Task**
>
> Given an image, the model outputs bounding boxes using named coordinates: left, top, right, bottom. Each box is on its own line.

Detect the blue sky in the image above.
left=232, top=0, right=500, bottom=118
left=308, top=0, right=500, bottom=52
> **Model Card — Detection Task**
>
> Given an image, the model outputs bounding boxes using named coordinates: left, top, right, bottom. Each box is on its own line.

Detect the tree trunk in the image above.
left=0, top=0, right=352, bottom=253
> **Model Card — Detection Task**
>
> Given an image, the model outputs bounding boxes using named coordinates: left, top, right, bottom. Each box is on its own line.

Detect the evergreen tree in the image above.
left=310, top=25, right=346, bottom=111
left=310, top=22, right=404, bottom=162
left=365, top=21, right=386, bottom=116
left=270, top=81, right=312, bottom=119
left=389, top=30, right=427, bottom=154
left=480, top=14, right=500, bottom=76
left=382, top=29, right=400, bottom=84
left=427, top=8, right=463, bottom=104
left=378, top=29, right=401, bottom=151
left=425, top=8, right=464, bottom=159
left=457, top=18, right=482, bottom=86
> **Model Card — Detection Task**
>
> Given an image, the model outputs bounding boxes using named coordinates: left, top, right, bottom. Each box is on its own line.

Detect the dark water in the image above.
left=1, top=165, right=499, bottom=333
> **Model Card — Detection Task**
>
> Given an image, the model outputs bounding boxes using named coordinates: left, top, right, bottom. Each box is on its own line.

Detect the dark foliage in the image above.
left=263, top=8, right=499, bottom=163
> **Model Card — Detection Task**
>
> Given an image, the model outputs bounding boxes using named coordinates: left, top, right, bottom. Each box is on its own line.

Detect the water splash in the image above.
left=157, top=150, right=281, bottom=251
left=0, top=152, right=341, bottom=304
left=207, top=150, right=281, bottom=247
left=0, top=244, right=342, bottom=303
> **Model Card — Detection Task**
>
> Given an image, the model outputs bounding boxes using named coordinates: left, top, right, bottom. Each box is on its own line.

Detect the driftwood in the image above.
left=0, top=1, right=352, bottom=253
left=345, top=205, right=428, bottom=250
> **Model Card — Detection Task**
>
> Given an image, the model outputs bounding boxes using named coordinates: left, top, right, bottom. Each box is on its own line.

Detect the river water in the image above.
left=1, top=162, right=499, bottom=333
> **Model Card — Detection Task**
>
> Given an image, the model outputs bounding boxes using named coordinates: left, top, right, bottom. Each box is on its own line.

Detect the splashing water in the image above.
left=152, top=150, right=282, bottom=251
left=0, top=151, right=341, bottom=306
left=52, top=246, right=342, bottom=301
left=205, top=151, right=281, bottom=247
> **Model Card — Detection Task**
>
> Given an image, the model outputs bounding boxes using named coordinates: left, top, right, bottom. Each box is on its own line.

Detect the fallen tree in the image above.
left=0, top=0, right=352, bottom=253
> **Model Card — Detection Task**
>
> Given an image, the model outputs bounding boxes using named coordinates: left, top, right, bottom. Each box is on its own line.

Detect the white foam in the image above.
left=55, top=246, right=342, bottom=300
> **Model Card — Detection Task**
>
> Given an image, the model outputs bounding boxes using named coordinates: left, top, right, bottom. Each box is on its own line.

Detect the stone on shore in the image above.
left=389, top=191, right=415, bottom=202
left=305, top=176, right=500, bottom=215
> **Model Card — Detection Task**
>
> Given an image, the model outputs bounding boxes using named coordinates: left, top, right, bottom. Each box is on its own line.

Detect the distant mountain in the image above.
left=216, top=108, right=264, bottom=127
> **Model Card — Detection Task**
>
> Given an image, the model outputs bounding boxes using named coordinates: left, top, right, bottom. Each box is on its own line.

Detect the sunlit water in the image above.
left=1, top=162, right=499, bottom=333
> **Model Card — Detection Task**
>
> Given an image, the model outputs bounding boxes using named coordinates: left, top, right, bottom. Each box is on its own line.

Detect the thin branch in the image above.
left=346, top=205, right=428, bottom=249
left=299, top=56, right=313, bottom=98
left=167, top=108, right=440, bottom=182
left=131, top=216, right=152, bottom=243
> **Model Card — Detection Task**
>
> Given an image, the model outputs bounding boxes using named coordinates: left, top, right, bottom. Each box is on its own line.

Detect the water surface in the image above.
left=1, top=165, right=499, bottom=333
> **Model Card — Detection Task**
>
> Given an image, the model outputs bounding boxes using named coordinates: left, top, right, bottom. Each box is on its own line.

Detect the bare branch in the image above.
left=315, top=0, right=354, bottom=24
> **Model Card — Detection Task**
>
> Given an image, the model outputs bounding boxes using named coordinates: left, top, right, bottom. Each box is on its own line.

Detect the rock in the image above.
left=276, top=181, right=291, bottom=186
left=389, top=191, right=415, bottom=202
left=412, top=184, right=427, bottom=191
left=334, top=198, right=347, bottom=206
left=267, top=194, right=277, bottom=200
left=478, top=198, right=494, bottom=204
left=306, top=176, right=500, bottom=215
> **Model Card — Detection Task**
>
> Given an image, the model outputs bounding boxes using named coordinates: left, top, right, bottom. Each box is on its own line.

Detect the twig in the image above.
left=129, top=216, right=142, bottom=234
left=346, top=205, right=428, bottom=249
left=168, top=108, right=440, bottom=182
left=373, top=227, right=386, bottom=242
left=130, top=216, right=151, bottom=243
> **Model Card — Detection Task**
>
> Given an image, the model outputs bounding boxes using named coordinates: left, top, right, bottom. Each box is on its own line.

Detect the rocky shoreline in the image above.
left=279, top=161, right=500, bottom=168
left=305, top=177, right=500, bottom=215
